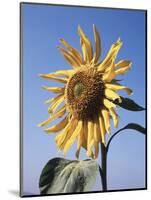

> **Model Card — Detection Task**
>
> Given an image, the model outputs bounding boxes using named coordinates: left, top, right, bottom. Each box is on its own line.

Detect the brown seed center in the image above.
left=65, top=68, right=104, bottom=120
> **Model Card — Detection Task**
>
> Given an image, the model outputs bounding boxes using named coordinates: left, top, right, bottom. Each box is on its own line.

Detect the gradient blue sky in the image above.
left=22, top=3, right=146, bottom=195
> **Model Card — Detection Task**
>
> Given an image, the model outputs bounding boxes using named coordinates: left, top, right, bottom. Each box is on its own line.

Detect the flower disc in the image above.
left=65, top=67, right=104, bottom=120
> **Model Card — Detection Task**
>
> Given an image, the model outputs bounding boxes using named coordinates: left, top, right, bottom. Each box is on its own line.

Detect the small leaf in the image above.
left=39, top=157, right=99, bottom=194
left=114, top=97, right=145, bottom=111
left=111, top=79, right=123, bottom=84
left=124, top=123, right=146, bottom=134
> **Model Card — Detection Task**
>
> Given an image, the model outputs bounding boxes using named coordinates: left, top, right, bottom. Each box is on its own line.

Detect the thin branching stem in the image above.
left=106, top=128, right=125, bottom=153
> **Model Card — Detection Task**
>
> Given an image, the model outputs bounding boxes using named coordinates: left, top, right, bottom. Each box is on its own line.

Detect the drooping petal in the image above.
left=104, top=88, right=122, bottom=103
left=55, top=117, right=75, bottom=149
left=94, top=141, right=99, bottom=159
left=82, top=120, right=88, bottom=148
left=48, top=96, right=64, bottom=113
left=101, top=109, right=110, bottom=134
left=41, top=70, right=74, bottom=79
left=44, top=94, right=63, bottom=105
left=59, top=38, right=83, bottom=65
left=63, top=120, right=83, bottom=155
left=93, top=118, right=100, bottom=157
left=58, top=46, right=81, bottom=68
left=87, top=120, right=94, bottom=157
left=98, top=115, right=106, bottom=144
left=115, top=60, right=132, bottom=68
left=105, top=83, right=133, bottom=95
left=102, top=59, right=116, bottom=82
left=42, top=86, right=64, bottom=94
left=93, top=24, right=101, bottom=63
left=76, top=121, right=84, bottom=158
left=38, top=105, right=66, bottom=127
left=94, top=117, right=101, bottom=142
left=103, top=99, right=116, bottom=109
left=109, top=108, right=119, bottom=128
left=115, top=65, right=131, bottom=75
left=78, top=25, right=93, bottom=63
left=97, top=38, right=123, bottom=72
left=44, top=116, right=69, bottom=133
left=80, top=121, right=94, bottom=158
left=60, top=120, right=77, bottom=151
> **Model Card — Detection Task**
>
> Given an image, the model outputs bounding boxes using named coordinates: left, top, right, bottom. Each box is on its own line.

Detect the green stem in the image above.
left=100, top=142, right=107, bottom=191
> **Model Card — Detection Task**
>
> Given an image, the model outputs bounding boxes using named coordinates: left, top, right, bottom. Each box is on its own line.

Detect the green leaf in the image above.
left=114, top=97, right=145, bottom=111
left=39, top=157, right=99, bottom=194
left=123, top=123, right=146, bottom=134
left=106, top=123, right=146, bottom=152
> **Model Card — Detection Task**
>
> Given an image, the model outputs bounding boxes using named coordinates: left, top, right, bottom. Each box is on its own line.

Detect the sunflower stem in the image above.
left=100, top=142, right=107, bottom=191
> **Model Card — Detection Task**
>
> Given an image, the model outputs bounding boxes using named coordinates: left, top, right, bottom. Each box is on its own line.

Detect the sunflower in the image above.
left=39, top=25, right=132, bottom=159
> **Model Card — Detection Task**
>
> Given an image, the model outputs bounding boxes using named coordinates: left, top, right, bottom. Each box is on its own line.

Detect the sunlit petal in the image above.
left=105, top=83, right=133, bottom=95
left=44, top=116, right=68, bottom=133
left=78, top=25, right=93, bottom=63
left=93, top=24, right=101, bottom=63
left=104, top=88, right=122, bottom=103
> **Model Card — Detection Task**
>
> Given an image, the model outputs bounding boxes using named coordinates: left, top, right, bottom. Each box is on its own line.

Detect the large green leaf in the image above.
left=39, top=157, right=99, bottom=194
left=106, top=123, right=146, bottom=152
left=114, top=97, right=145, bottom=111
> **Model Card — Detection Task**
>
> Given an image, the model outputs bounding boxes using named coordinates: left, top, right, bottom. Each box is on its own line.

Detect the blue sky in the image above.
left=22, top=3, right=146, bottom=195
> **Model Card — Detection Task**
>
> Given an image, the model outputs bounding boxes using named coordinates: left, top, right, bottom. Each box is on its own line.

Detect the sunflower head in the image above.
left=39, top=25, right=132, bottom=159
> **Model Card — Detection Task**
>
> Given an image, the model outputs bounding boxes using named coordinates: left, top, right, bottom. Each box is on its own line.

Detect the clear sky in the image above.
left=22, top=3, right=146, bottom=195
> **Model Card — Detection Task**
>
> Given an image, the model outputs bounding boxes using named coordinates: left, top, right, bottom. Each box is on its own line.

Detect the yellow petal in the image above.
left=55, top=118, right=75, bottom=148
left=63, top=120, right=83, bottom=155
left=105, top=83, right=133, bottom=95
left=98, top=115, right=106, bottom=144
left=44, top=94, right=63, bottom=105
left=87, top=120, right=94, bottom=157
left=41, top=70, right=74, bottom=78
left=101, top=109, right=110, bottom=134
left=78, top=25, right=93, bottom=63
left=39, top=74, right=67, bottom=83
left=115, top=65, right=131, bottom=75
left=115, top=60, right=132, bottom=68
left=44, top=116, right=68, bottom=133
left=102, top=59, right=116, bottom=82
left=38, top=105, right=66, bottom=127
left=94, top=141, right=99, bottom=159
left=38, top=117, right=52, bottom=128
left=81, top=120, right=94, bottom=158
left=48, top=96, right=64, bottom=113
left=93, top=24, right=101, bottom=63
left=104, top=88, right=122, bottom=103
left=76, top=122, right=84, bottom=158
left=94, top=117, right=101, bottom=142
left=58, top=46, right=81, bottom=68
left=80, top=39, right=87, bottom=63
left=82, top=120, right=88, bottom=149
left=103, top=99, right=116, bottom=109
left=109, top=108, right=119, bottom=128
left=42, top=86, right=64, bottom=94
left=59, top=38, right=83, bottom=65
left=97, top=38, right=122, bottom=72
left=102, top=70, right=116, bottom=82
left=59, top=119, right=77, bottom=150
